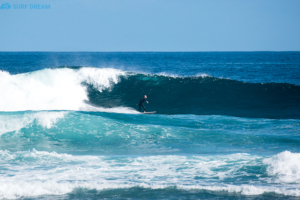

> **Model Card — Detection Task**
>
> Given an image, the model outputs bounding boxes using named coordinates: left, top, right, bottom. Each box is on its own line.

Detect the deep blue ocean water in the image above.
left=0, top=52, right=300, bottom=199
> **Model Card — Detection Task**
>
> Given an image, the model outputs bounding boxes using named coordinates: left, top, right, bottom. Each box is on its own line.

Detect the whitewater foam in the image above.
left=0, top=68, right=126, bottom=112
left=80, top=104, right=139, bottom=114
left=264, top=151, right=300, bottom=184
left=0, top=112, right=67, bottom=135
left=2, top=150, right=300, bottom=199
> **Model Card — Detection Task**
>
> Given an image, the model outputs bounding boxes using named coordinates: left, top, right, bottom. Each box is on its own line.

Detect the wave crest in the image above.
left=264, top=151, right=300, bottom=183
left=0, top=67, right=125, bottom=111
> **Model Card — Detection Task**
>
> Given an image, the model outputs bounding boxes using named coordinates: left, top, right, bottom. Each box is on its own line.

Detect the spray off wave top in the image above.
left=0, top=67, right=131, bottom=112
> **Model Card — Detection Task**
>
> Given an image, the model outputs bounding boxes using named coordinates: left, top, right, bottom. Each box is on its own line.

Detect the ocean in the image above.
left=0, top=52, right=300, bottom=199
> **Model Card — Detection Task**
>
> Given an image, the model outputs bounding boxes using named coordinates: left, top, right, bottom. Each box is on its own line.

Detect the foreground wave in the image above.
left=1, top=111, right=299, bottom=154
left=1, top=67, right=299, bottom=118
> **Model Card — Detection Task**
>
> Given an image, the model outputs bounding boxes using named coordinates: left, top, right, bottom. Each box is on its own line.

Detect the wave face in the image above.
left=1, top=67, right=300, bottom=119
left=89, top=73, right=300, bottom=119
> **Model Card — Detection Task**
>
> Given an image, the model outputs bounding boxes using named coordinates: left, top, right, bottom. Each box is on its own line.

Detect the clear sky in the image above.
left=0, top=0, right=300, bottom=51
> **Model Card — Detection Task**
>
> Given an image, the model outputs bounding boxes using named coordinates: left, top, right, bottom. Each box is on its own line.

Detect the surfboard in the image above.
left=143, top=111, right=156, bottom=114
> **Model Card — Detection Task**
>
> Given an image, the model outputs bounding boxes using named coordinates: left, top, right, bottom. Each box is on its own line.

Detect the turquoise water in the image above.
left=0, top=52, right=300, bottom=199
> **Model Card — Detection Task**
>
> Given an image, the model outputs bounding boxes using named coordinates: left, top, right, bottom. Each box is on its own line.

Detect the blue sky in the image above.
left=0, top=0, right=299, bottom=51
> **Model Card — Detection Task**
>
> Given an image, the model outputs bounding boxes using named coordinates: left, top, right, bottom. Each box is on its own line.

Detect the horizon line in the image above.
left=1, top=51, right=300, bottom=53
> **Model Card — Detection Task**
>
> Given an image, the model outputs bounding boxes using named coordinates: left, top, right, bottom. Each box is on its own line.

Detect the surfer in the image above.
left=137, top=95, right=149, bottom=113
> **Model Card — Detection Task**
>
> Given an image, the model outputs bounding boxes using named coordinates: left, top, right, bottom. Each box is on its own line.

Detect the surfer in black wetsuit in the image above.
left=137, top=95, right=149, bottom=113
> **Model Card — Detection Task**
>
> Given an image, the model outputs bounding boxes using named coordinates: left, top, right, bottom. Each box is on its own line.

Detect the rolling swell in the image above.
left=88, top=74, right=300, bottom=119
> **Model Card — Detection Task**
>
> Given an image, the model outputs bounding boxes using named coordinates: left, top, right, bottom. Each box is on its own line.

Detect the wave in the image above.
left=1, top=111, right=299, bottom=154
left=0, top=67, right=299, bottom=119
left=1, top=149, right=300, bottom=199
left=0, top=111, right=66, bottom=136
left=264, top=151, right=300, bottom=184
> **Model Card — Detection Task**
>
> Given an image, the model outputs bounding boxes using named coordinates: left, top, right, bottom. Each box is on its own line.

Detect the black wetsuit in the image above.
left=138, top=98, right=147, bottom=112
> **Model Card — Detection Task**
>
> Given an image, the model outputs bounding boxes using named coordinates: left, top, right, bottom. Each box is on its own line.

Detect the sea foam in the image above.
left=0, top=112, right=67, bottom=135
left=1, top=150, right=300, bottom=199
left=0, top=68, right=126, bottom=112
left=264, top=151, right=300, bottom=183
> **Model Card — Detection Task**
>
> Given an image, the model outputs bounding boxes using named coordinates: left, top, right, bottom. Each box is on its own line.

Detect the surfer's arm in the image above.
left=146, top=101, right=149, bottom=103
